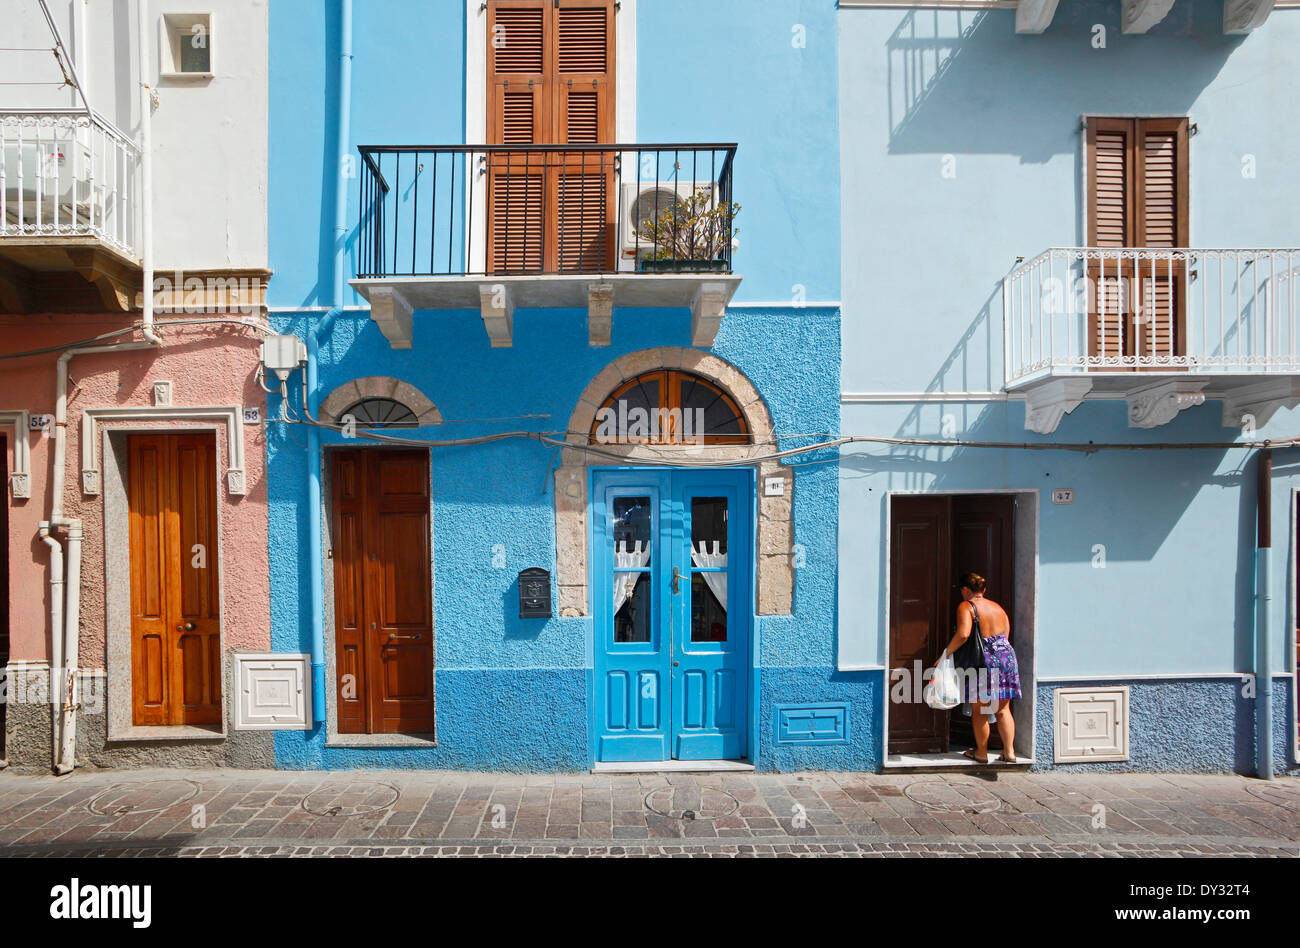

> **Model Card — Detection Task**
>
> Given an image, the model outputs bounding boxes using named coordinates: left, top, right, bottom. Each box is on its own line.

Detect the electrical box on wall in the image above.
left=260, top=335, right=307, bottom=382
left=233, top=653, right=312, bottom=730
left=1054, top=686, right=1130, bottom=762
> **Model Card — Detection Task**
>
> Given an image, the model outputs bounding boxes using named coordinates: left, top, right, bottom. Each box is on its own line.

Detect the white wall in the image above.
left=1, top=0, right=267, bottom=269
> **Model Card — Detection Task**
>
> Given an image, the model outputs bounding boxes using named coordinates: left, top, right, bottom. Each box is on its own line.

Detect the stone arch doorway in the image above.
left=554, top=346, right=793, bottom=619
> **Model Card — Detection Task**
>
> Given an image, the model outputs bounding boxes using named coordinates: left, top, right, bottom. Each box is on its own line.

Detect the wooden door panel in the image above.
left=888, top=496, right=948, bottom=754
left=332, top=449, right=434, bottom=734
left=949, top=495, right=1015, bottom=750
left=0, top=434, right=8, bottom=755
left=129, top=436, right=170, bottom=726
left=129, top=433, right=221, bottom=727
left=331, top=452, right=368, bottom=734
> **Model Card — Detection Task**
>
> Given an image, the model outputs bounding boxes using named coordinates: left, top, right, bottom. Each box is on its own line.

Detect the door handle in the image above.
left=386, top=633, right=423, bottom=642
left=671, top=566, right=681, bottom=595
left=176, top=621, right=197, bottom=632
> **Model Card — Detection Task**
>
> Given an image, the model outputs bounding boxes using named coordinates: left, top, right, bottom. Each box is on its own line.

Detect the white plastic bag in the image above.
left=924, top=652, right=961, bottom=710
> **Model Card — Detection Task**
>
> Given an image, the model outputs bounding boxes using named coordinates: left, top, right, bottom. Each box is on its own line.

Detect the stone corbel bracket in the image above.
left=1218, top=377, right=1300, bottom=431
left=691, top=283, right=729, bottom=348
left=587, top=282, right=614, bottom=346
left=1015, top=0, right=1061, bottom=34
left=1127, top=379, right=1208, bottom=429
left=0, top=410, right=32, bottom=499
left=81, top=405, right=248, bottom=496
left=1223, top=0, right=1275, bottom=34
left=479, top=283, right=515, bottom=348
left=369, top=286, right=414, bottom=349
left=1023, top=378, right=1093, bottom=434
left=1122, top=0, right=1177, bottom=34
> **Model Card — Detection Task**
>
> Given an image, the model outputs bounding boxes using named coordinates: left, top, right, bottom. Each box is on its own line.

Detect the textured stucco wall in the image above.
left=758, top=668, right=883, bottom=772
left=267, top=304, right=840, bottom=770
left=1033, top=677, right=1299, bottom=776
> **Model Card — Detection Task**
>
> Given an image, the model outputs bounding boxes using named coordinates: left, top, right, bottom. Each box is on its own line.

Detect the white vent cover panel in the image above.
left=1054, top=686, right=1130, bottom=762
left=234, top=653, right=311, bottom=730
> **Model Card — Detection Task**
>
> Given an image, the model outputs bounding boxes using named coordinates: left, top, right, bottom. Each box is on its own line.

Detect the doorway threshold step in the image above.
left=591, top=759, right=756, bottom=774
left=885, top=752, right=1034, bottom=774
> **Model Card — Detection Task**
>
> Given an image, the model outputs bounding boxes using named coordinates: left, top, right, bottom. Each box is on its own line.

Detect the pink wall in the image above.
left=0, top=315, right=269, bottom=666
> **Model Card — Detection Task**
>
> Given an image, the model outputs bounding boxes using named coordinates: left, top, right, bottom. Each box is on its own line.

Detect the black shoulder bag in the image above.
left=952, top=600, right=987, bottom=672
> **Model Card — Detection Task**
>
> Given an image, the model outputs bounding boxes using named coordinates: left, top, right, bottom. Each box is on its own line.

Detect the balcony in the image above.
left=1004, top=247, right=1300, bottom=432
left=0, top=109, right=142, bottom=314
left=349, top=144, right=741, bottom=349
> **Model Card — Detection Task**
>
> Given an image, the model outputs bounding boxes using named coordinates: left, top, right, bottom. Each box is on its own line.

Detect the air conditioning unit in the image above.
left=618, top=180, right=720, bottom=260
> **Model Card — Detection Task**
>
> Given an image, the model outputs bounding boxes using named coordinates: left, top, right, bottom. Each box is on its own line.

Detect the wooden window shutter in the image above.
left=487, top=0, right=615, bottom=273
left=487, top=1, right=548, bottom=145
left=1135, top=118, right=1188, bottom=248
left=1088, top=118, right=1133, bottom=248
left=1086, top=116, right=1188, bottom=361
left=553, top=1, right=614, bottom=270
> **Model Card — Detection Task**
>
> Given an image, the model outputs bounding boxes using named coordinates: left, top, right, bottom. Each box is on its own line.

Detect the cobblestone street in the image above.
left=0, top=768, right=1295, bottom=857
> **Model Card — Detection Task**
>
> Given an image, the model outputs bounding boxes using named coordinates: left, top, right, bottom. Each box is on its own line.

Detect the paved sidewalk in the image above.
left=0, top=768, right=1295, bottom=857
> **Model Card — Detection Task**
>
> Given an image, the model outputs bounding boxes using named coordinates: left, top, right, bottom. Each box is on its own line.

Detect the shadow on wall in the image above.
left=886, top=1, right=1242, bottom=161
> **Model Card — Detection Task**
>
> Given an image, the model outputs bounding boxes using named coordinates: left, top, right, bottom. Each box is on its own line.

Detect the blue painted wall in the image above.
left=637, top=0, right=841, bottom=303
left=267, top=303, right=842, bottom=769
left=837, top=1, right=1300, bottom=772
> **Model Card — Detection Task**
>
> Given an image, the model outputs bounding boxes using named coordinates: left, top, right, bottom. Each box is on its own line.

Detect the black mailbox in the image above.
left=518, top=567, right=552, bottom=619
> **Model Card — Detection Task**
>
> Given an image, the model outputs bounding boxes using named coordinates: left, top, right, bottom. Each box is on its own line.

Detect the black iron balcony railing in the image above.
left=356, top=143, right=736, bottom=279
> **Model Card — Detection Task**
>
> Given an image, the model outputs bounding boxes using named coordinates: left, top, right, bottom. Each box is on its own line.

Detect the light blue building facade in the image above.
left=260, top=0, right=1298, bottom=776
left=264, top=0, right=855, bottom=771
left=837, top=0, right=1298, bottom=775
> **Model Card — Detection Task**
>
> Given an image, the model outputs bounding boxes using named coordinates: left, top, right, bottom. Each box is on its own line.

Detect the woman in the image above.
left=941, top=571, right=1022, bottom=763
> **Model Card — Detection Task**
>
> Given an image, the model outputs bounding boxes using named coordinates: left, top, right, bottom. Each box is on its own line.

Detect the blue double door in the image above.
left=593, top=469, right=752, bottom=762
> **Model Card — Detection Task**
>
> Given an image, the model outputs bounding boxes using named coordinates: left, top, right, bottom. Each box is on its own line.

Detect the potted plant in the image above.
left=636, top=186, right=740, bottom=273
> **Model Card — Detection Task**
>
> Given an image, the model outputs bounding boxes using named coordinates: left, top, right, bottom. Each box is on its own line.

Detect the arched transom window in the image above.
left=589, top=370, right=750, bottom=445
left=341, top=397, right=419, bottom=428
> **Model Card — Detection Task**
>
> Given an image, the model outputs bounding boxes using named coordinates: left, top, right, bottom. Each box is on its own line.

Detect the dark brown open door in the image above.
left=1087, top=117, right=1188, bottom=367
left=889, top=495, right=1017, bottom=755
left=332, top=449, right=434, bottom=734
left=888, top=496, right=949, bottom=754
left=947, top=495, right=1015, bottom=751
left=486, top=0, right=615, bottom=273
left=128, top=434, right=221, bottom=726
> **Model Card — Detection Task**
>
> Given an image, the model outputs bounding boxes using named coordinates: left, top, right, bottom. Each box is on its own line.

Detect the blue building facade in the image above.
left=257, top=0, right=1298, bottom=776
left=264, top=0, right=855, bottom=771
left=837, top=0, right=1299, bottom=775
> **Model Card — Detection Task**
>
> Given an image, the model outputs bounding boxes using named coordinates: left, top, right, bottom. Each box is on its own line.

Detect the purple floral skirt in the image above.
left=961, top=634, right=1022, bottom=705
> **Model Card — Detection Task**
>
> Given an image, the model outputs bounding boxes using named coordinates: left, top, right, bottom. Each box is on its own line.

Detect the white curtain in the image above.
left=690, top=540, right=727, bottom=612
left=613, top=540, right=651, bottom=615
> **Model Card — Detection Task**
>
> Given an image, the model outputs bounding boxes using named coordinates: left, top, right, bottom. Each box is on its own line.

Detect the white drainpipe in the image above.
left=38, top=524, right=64, bottom=770
left=138, top=0, right=160, bottom=346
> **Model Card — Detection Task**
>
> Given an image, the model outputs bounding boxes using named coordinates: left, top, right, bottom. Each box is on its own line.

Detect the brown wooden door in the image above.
left=1, top=432, right=8, bottom=756
left=127, top=433, right=221, bottom=726
left=486, top=0, right=615, bottom=274
left=888, top=495, right=1017, bottom=755
left=948, top=495, right=1015, bottom=751
left=888, top=496, right=949, bottom=754
left=1087, top=117, right=1189, bottom=366
left=332, top=449, right=434, bottom=734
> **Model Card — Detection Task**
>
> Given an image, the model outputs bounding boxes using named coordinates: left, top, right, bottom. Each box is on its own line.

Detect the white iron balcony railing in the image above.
left=1004, top=247, right=1300, bottom=387
left=1, top=109, right=140, bottom=259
